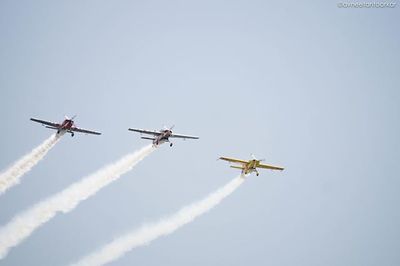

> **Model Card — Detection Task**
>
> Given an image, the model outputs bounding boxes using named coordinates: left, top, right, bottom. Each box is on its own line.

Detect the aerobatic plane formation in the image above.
left=0, top=115, right=285, bottom=262
left=29, top=116, right=284, bottom=176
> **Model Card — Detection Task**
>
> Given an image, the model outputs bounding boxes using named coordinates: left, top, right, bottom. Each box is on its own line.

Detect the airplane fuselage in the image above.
left=153, top=130, right=172, bottom=146
left=60, top=119, right=74, bottom=130
left=57, top=119, right=75, bottom=136
left=242, top=160, right=261, bottom=175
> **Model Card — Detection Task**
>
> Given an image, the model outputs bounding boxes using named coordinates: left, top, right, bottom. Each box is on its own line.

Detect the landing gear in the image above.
left=170, top=143, right=173, bottom=147
left=256, top=173, right=259, bottom=176
left=71, top=132, right=74, bottom=137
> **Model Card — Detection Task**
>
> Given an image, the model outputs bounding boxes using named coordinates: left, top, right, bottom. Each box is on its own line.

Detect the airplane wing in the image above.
left=219, top=157, right=248, bottom=164
left=258, top=163, right=284, bottom=171
left=30, top=118, right=60, bottom=128
left=169, top=133, right=199, bottom=140
left=70, top=127, right=101, bottom=135
left=128, top=128, right=161, bottom=136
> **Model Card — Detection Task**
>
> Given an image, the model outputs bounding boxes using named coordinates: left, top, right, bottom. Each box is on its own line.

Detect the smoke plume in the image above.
left=72, top=175, right=244, bottom=266
left=0, top=134, right=61, bottom=195
left=0, top=144, right=155, bottom=259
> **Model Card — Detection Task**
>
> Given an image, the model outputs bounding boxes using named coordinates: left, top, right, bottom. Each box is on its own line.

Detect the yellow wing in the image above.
left=258, top=163, right=284, bottom=171
left=219, top=157, right=248, bottom=164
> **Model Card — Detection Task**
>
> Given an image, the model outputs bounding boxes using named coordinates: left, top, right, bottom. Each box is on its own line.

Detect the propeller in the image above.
left=65, top=115, right=77, bottom=121
left=251, top=154, right=265, bottom=162
left=162, top=125, right=175, bottom=132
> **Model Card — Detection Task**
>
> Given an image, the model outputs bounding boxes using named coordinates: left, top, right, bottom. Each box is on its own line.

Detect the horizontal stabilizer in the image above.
left=45, top=126, right=59, bottom=130
left=141, top=137, right=155, bottom=141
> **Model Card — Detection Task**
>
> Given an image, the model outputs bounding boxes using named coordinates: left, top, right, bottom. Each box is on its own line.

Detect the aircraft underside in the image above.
left=56, top=129, right=73, bottom=137
left=243, top=168, right=259, bottom=176
left=153, top=138, right=173, bottom=147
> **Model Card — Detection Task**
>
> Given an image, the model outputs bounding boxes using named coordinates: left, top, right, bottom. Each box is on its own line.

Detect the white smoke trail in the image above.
left=0, top=134, right=61, bottom=195
left=72, top=175, right=244, bottom=266
left=0, top=144, right=155, bottom=259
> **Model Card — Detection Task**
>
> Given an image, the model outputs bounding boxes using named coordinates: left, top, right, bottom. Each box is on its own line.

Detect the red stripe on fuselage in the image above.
left=60, top=119, right=74, bottom=130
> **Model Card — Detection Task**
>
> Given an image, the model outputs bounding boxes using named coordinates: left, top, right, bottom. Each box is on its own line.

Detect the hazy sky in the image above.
left=0, top=1, right=399, bottom=265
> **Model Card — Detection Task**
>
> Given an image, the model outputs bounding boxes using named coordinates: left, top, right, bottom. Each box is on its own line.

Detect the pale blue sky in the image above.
left=0, top=1, right=399, bottom=265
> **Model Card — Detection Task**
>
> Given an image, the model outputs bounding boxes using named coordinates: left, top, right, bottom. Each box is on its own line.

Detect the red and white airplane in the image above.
left=30, top=116, right=101, bottom=137
left=128, top=125, right=199, bottom=147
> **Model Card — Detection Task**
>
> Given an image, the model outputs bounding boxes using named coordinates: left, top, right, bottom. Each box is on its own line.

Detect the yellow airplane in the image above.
left=219, top=155, right=284, bottom=176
